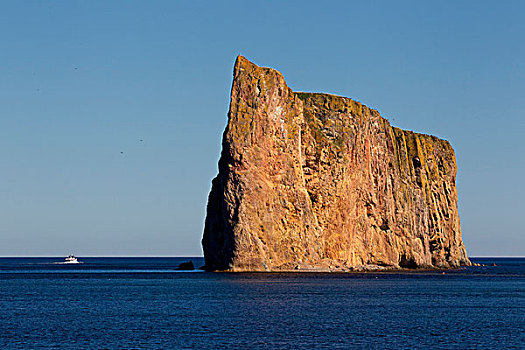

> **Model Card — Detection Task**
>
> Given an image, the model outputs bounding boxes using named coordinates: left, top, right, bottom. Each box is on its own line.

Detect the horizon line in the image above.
left=0, top=255, right=205, bottom=258
left=0, top=255, right=523, bottom=258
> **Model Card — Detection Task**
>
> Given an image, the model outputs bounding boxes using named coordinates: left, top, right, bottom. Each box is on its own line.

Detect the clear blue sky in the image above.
left=1, top=1, right=523, bottom=256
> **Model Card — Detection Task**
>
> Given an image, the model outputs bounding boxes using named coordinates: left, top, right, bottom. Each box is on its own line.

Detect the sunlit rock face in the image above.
left=202, top=56, right=470, bottom=272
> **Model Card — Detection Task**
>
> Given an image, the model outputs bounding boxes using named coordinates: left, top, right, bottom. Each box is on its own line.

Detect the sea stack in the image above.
left=202, top=56, right=470, bottom=271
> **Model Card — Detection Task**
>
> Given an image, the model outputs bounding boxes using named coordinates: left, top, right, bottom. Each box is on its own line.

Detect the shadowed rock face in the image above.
left=202, top=56, right=470, bottom=271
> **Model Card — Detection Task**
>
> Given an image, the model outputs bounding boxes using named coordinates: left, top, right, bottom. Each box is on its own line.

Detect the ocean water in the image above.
left=0, top=257, right=523, bottom=349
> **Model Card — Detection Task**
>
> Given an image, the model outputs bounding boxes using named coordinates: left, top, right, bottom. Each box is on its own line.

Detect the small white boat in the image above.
left=63, top=254, right=81, bottom=264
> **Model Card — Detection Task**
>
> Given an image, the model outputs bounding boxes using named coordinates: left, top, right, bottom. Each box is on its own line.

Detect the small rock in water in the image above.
left=176, top=261, right=194, bottom=270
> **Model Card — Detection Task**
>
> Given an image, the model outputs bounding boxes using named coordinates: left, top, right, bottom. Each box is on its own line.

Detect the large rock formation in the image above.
left=202, top=56, right=470, bottom=271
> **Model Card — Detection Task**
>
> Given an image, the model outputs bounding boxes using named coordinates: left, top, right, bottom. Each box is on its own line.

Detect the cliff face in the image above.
left=202, top=56, right=470, bottom=271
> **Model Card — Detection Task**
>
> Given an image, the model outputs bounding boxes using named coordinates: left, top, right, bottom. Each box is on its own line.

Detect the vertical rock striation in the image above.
left=202, top=56, right=470, bottom=271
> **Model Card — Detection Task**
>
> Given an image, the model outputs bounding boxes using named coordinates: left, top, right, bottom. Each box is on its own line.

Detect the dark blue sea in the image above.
left=0, top=257, right=523, bottom=349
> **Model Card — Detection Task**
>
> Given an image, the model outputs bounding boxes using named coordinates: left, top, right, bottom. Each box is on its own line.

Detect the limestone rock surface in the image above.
left=202, top=56, right=470, bottom=271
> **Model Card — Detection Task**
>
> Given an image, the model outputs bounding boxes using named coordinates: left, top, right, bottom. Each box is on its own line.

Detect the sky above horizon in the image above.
left=1, top=1, right=524, bottom=256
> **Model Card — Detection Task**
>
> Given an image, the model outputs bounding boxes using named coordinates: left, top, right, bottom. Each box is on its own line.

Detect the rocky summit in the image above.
left=202, top=56, right=470, bottom=272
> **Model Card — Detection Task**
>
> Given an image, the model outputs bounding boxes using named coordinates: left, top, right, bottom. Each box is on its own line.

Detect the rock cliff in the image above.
left=202, top=56, right=470, bottom=271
